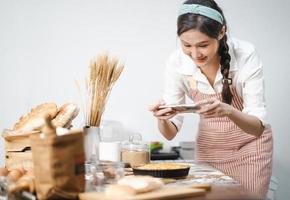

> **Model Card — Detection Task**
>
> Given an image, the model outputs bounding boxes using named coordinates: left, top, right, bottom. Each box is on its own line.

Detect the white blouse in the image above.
left=162, top=38, right=268, bottom=131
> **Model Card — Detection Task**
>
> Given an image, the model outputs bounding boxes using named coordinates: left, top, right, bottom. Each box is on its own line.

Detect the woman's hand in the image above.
left=196, top=98, right=233, bottom=118
left=195, top=98, right=264, bottom=137
left=148, top=100, right=178, bottom=120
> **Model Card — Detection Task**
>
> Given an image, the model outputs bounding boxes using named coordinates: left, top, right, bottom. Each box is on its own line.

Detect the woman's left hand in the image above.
left=196, top=98, right=233, bottom=118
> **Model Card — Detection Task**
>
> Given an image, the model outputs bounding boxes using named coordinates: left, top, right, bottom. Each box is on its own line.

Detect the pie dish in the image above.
left=132, top=163, right=190, bottom=178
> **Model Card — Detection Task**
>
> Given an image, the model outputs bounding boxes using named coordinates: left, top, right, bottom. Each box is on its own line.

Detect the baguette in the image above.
left=13, top=103, right=58, bottom=132
left=52, top=103, right=79, bottom=128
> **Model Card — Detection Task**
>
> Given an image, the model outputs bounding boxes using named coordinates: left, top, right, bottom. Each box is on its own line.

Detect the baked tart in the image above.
left=133, top=163, right=190, bottom=178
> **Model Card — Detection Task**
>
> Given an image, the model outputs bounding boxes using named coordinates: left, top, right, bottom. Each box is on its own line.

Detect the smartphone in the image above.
left=158, top=104, right=201, bottom=113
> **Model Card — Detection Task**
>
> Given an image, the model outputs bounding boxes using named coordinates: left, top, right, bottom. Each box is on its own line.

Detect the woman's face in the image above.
left=180, top=29, right=221, bottom=68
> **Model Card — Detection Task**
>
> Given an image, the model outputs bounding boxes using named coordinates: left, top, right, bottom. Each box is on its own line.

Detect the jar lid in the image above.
left=122, top=133, right=148, bottom=151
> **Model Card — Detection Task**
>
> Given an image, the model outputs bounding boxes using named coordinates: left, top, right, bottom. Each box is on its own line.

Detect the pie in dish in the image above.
left=133, top=163, right=190, bottom=178
left=135, top=163, right=190, bottom=170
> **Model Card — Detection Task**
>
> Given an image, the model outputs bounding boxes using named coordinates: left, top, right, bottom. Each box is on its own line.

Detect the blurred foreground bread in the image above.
left=105, top=184, right=136, bottom=198
left=104, top=176, right=164, bottom=199
left=13, top=103, right=58, bottom=132
left=52, top=103, right=79, bottom=128
left=8, top=175, right=36, bottom=193
left=116, top=176, right=164, bottom=193
left=0, top=167, right=9, bottom=176
left=0, top=166, right=36, bottom=194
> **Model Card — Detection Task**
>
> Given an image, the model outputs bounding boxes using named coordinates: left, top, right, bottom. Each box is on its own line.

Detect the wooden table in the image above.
left=175, top=185, right=261, bottom=200
left=78, top=160, right=264, bottom=200
left=80, top=160, right=263, bottom=200
left=6, top=160, right=264, bottom=200
left=154, top=160, right=263, bottom=200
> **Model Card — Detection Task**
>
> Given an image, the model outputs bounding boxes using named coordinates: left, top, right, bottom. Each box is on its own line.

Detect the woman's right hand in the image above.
left=148, top=100, right=178, bottom=120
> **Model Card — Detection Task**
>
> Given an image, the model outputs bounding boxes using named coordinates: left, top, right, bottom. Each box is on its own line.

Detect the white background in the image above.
left=0, top=0, right=289, bottom=199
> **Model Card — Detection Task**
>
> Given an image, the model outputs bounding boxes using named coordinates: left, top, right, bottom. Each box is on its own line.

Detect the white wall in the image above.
left=0, top=0, right=289, bottom=199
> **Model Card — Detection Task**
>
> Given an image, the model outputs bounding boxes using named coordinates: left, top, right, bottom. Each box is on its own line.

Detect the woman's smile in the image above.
left=194, top=56, right=207, bottom=63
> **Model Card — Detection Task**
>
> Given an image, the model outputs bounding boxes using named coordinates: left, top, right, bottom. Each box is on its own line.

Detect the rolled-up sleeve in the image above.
left=162, top=58, right=186, bottom=131
left=241, top=50, right=268, bottom=126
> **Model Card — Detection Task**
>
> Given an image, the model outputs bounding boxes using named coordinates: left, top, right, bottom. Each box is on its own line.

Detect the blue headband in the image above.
left=178, top=4, right=224, bottom=24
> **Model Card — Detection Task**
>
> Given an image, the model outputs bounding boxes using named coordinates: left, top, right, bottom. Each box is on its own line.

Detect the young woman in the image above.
left=149, top=0, right=273, bottom=197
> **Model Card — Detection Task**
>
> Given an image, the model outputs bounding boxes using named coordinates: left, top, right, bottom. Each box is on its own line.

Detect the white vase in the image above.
left=83, top=126, right=101, bottom=162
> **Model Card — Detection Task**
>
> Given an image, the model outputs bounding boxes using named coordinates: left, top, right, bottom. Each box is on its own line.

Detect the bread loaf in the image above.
left=52, top=103, right=79, bottom=128
left=117, top=176, right=164, bottom=193
left=105, top=184, right=136, bottom=198
left=8, top=175, right=35, bottom=193
left=13, top=103, right=58, bottom=132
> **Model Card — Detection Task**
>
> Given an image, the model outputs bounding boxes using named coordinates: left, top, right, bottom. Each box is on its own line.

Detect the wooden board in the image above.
left=79, top=187, right=206, bottom=200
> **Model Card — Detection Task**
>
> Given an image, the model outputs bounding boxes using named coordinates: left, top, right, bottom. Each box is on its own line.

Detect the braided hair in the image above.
left=177, top=0, right=233, bottom=104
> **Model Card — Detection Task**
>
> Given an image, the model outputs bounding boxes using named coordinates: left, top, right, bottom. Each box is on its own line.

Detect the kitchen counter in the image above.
left=6, top=160, right=262, bottom=200
left=79, top=160, right=263, bottom=200
left=153, top=160, right=262, bottom=200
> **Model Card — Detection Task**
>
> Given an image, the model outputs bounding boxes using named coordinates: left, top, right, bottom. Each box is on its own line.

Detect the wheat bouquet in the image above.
left=78, top=53, right=124, bottom=127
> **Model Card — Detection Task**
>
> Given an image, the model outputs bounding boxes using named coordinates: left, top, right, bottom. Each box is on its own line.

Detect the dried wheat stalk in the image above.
left=83, top=53, right=124, bottom=127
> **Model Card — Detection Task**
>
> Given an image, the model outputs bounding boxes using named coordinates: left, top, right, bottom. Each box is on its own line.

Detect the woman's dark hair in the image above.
left=178, top=0, right=232, bottom=104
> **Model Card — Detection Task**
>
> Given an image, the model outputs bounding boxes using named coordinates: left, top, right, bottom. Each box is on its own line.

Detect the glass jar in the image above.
left=121, top=134, right=150, bottom=167
left=85, top=161, right=124, bottom=192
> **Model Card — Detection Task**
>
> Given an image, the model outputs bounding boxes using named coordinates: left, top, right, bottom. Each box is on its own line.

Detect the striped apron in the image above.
left=192, top=88, right=273, bottom=198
